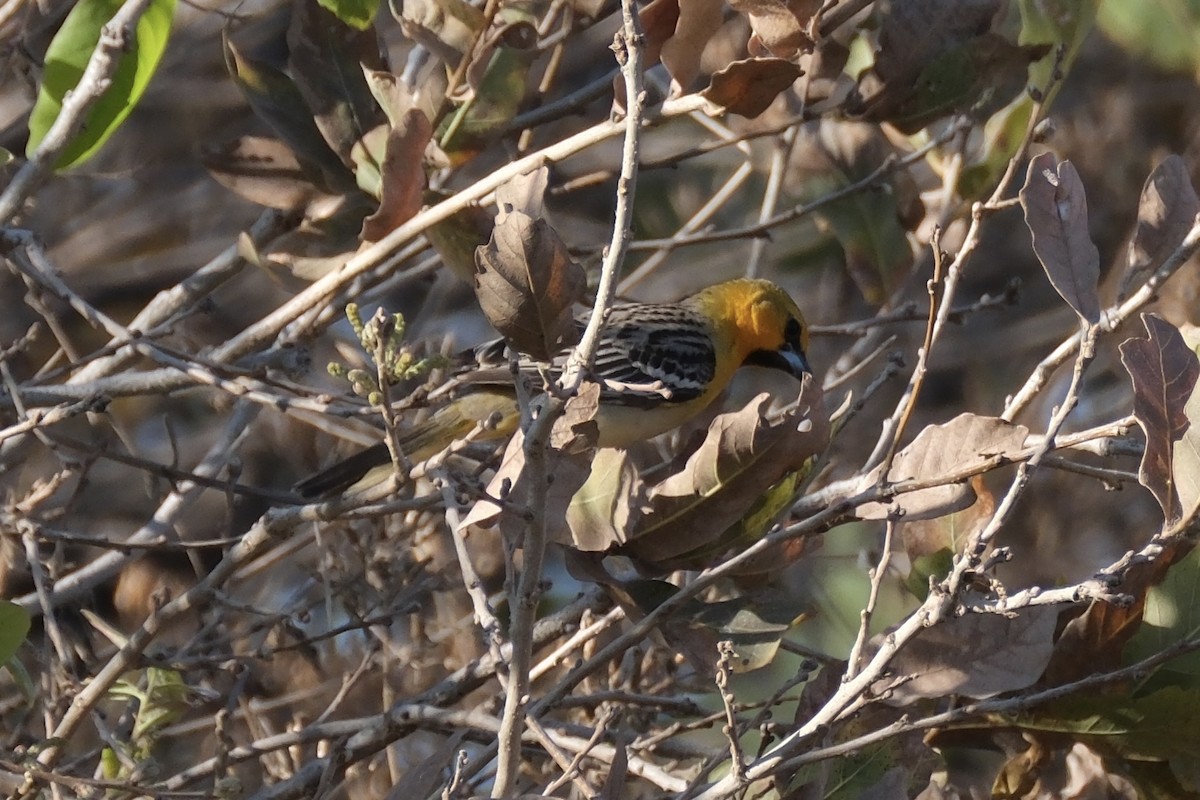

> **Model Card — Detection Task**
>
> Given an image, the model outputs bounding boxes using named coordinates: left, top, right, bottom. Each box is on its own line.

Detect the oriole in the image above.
left=296, top=278, right=812, bottom=499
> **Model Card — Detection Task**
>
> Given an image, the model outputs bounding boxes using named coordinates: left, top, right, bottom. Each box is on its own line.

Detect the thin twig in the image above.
left=746, top=124, right=800, bottom=278
left=492, top=0, right=646, bottom=789
left=715, top=642, right=745, bottom=784
left=844, top=520, right=895, bottom=679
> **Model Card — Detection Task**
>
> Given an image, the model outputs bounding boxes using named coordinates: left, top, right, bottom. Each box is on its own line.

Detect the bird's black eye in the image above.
left=784, top=317, right=802, bottom=343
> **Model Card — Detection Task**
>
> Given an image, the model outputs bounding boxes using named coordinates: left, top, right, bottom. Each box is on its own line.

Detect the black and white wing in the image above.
left=589, top=303, right=716, bottom=407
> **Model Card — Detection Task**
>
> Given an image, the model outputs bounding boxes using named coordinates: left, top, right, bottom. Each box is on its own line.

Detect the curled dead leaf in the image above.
left=474, top=209, right=585, bottom=362
left=1123, top=155, right=1200, bottom=299
left=618, top=378, right=829, bottom=565
left=858, top=413, right=1028, bottom=521
left=660, top=0, right=725, bottom=94
left=902, top=475, right=993, bottom=554
left=727, top=0, right=820, bottom=59
left=360, top=108, right=433, bottom=242
left=701, top=58, right=803, bottom=118
left=459, top=420, right=594, bottom=543
left=878, top=595, right=1058, bottom=702
left=496, top=166, right=550, bottom=220
left=1119, top=314, right=1200, bottom=523
left=1019, top=152, right=1102, bottom=325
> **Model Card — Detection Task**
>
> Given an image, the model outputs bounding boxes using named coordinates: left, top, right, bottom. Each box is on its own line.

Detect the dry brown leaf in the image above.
left=801, top=37, right=850, bottom=107
left=1124, top=155, right=1200, bottom=297
left=598, top=740, right=629, bottom=800
left=638, top=0, right=682, bottom=68
left=851, top=1, right=1042, bottom=134
left=872, top=0, right=1002, bottom=87
left=398, top=0, right=483, bottom=62
left=615, top=0, right=680, bottom=110
left=1119, top=313, right=1200, bottom=523
left=700, top=58, right=803, bottom=118
left=660, top=0, right=726, bottom=94
left=495, top=166, right=550, bottom=220
left=460, top=385, right=598, bottom=542
left=880, top=597, right=1058, bottom=702
left=1174, top=361, right=1200, bottom=527
left=474, top=209, right=585, bottom=362
left=264, top=194, right=376, bottom=280
left=858, top=414, right=1028, bottom=521
left=1060, top=743, right=1140, bottom=800
left=1019, top=152, right=1102, bottom=325
left=459, top=422, right=593, bottom=542
left=551, top=381, right=601, bottom=454
left=990, top=735, right=1048, bottom=798
left=727, top=0, right=820, bottom=59
left=360, top=109, right=433, bottom=242
left=619, top=379, right=828, bottom=564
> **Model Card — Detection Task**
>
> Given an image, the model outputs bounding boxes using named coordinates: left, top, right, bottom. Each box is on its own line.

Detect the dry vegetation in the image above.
left=4, top=0, right=1200, bottom=797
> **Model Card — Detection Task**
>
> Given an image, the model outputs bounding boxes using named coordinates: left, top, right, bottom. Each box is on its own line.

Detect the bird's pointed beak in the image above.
left=779, top=343, right=812, bottom=379
left=745, top=344, right=813, bottom=379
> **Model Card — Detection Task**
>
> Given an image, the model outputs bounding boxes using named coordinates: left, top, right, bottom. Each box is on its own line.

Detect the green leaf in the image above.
left=438, top=39, right=535, bottom=156
left=4, top=657, right=36, bottom=704
left=904, top=547, right=954, bottom=600
left=1124, top=545, right=1200, bottom=688
left=951, top=0, right=1095, bottom=197
left=101, top=746, right=122, bottom=780
left=823, top=744, right=900, bottom=800
left=0, top=599, right=31, bottom=666
left=317, top=0, right=380, bottom=30
left=133, top=667, right=188, bottom=740
left=1019, top=0, right=1098, bottom=105
left=619, top=387, right=828, bottom=565
left=1012, top=686, right=1200, bottom=764
left=658, top=470, right=814, bottom=574
left=692, top=592, right=801, bottom=672
left=956, top=94, right=1035, bottom=199
left=26, top=0, right=176, bottom=169
left=423, top=193, right=494, bottom=283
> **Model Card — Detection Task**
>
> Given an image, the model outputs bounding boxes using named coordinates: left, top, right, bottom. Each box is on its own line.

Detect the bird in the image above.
left=294, top=278, right=812, bottom=499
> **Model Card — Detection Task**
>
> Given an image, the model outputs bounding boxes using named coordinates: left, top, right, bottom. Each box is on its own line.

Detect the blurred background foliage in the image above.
left=3, top=0, right=1200, bottom=796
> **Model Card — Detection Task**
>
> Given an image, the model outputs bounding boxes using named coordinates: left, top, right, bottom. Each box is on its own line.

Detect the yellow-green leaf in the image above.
left=27, top=0, right=176, bottom=169
left=0, top=599, right=31, bottom=667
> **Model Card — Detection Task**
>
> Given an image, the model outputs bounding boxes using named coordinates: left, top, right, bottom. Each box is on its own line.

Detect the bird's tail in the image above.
left=294, top=390, right=519, bottom=499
